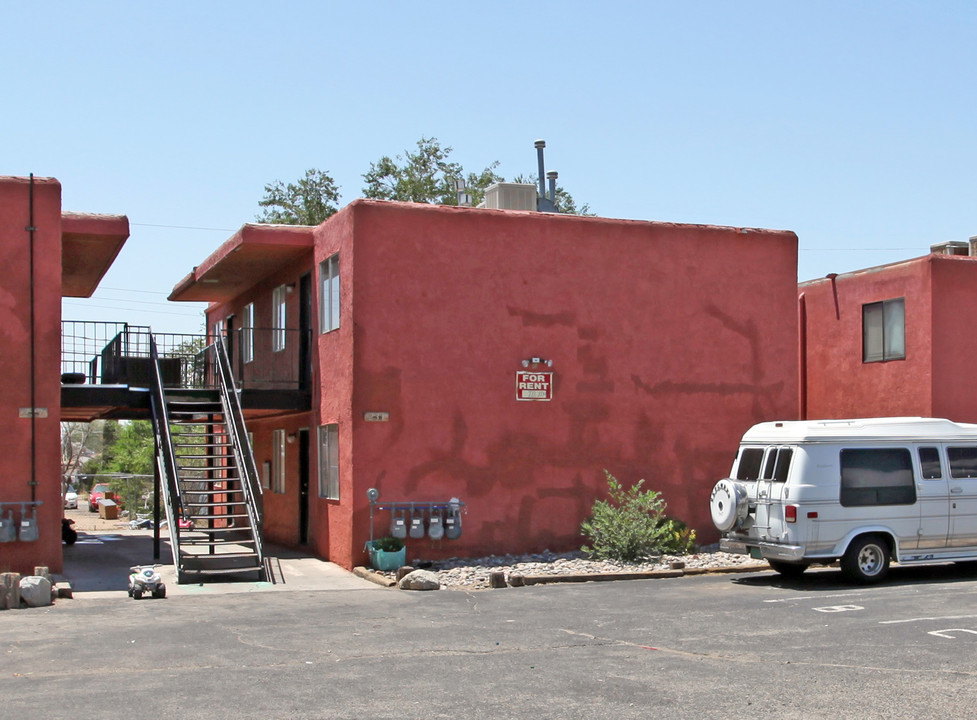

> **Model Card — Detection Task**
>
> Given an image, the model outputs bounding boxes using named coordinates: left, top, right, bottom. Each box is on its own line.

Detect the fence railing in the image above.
left=61, top=321, right=309, bottom=390
left=61, top=321, right=150, bottom=383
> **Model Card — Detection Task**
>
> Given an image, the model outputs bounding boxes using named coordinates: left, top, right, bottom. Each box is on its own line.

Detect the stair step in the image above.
left=180, top=488, right=245, bottom=495
left=181, top=553, right=260, bottom=566
left=182, top=526, right=256, bottom=536
left=177, top=454, right=236, bottom=460
left=179, top=566, right=264, bottom=577
left=180, top=538, right=256, bottom=547
left=182, top=550, right=260, bottom=560
left=173, top=443, right=233, bottom=448
left=186, top=512, right=251, bottom=520
left=183, top=500, right=248, bottom=510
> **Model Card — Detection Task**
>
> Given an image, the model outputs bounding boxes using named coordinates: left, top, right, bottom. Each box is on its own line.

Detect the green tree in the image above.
left=257, top=168, right=341, bottom=225
left=511, top=173, right=593, bottom=216
left=362, top=137, right=502, bottom=207
left=102, top=421, right=155, bottom=476
left=61, top=421, right=106, bottom=482
left=102, top=421, right=156, bottom=510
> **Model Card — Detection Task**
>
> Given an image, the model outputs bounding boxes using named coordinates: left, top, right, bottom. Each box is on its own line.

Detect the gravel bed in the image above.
left=382, top=544, right=769, bottom=590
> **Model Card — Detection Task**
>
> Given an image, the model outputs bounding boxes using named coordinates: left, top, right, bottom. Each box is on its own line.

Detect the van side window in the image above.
left=948, top=447, right=977, bottom=479
left=918, top=447, right=942, bottom=479
left=839, top=448, right=916, bottom=507
left=773, top=448, right=793, bottom=482
left=735, top=448, right=764, bottom=481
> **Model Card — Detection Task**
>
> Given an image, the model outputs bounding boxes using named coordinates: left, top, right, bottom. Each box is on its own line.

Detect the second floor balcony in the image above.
left=61, top=321, right=312, bottom=421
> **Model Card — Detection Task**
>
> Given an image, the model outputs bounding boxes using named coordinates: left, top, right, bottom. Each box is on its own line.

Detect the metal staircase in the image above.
left=149, top=335, right=266, bottom=583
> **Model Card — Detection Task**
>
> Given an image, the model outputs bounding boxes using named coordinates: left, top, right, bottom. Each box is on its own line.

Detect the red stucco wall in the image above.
left=930, top=257, right=977, bottom=422
left=0, top=177, right=64, bottom=574
left=199, top=201, right=798, bottom=570
left=338, top=201, right=798, bottom=566
left=800, top=258, right=934, bottom=420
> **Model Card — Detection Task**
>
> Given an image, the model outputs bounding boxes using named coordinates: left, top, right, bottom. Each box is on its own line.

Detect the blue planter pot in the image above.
left=366, top=541, right=406, bottom=571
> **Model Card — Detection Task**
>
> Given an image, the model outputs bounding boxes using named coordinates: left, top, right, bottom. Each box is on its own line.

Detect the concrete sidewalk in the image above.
left=58, top=525, right=380, bottom=599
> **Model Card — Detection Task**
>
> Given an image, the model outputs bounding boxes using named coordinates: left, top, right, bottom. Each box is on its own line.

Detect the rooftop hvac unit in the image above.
left=480, top=183, right=538, bottom=211
left=930, top=241, right=970, bottom=256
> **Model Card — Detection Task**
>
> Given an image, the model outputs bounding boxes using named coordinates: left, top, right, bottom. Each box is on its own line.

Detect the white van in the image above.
left=710, top=417, right=977, bottom=583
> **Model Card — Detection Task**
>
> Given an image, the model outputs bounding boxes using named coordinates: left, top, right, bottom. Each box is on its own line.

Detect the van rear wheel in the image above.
left=841, top=535, right=890, bottom=583
left=768, top=560, right=808, bottom=578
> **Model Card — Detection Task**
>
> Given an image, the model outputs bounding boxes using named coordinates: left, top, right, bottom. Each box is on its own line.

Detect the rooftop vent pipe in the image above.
left=534, top=140, right=559, bottom=213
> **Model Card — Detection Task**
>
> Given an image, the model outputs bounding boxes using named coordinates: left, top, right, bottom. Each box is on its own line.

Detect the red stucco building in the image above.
left=0, top=175, right=128, bottom=575
left=172, top=198, right=799, bottom=569
left=799, top=247, right=977, bottom=423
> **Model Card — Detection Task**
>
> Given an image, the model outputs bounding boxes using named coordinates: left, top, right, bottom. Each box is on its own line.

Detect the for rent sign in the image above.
left=516, top=371, right=553, bottom=401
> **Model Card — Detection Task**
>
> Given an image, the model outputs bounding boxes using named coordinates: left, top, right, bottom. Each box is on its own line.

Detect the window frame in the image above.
left=242, top=302, right=255, bottom=364
left=272, top=429, right=286, bottom=494
left=272, top=285, right=287, bottom=352
left=319, top=254, right=340, bottom=334
left=318, top=424, right=339, bottom=500
left=862, top=297, right=906, bottom=363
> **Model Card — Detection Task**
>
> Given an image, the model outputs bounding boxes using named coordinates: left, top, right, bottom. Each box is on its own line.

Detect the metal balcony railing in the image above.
left=61, top=321, right=309, bottom=390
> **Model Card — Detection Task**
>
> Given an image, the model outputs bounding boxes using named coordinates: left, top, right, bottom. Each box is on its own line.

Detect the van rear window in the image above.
left=735, top=448, right=764, bottom=480
left=736, top=447, right=793, bottom=482
left=840, top=448, right=916, bottom=507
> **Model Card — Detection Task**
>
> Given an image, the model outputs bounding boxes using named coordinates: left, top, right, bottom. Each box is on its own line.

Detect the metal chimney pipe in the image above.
left=546, top=171, right=558, bottom=203
left=534, top=140, right=546, bottom=198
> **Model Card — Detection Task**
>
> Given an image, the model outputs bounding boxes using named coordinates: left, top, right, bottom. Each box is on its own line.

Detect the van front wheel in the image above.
left=841, top=536, right=890, bottom=583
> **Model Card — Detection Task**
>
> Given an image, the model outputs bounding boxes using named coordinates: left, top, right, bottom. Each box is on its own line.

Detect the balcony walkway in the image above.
left=61, top=321, right=310, bottom=422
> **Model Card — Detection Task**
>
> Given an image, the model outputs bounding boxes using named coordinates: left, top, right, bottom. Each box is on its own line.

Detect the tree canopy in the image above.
left=256, top=168, right=341, bottom=225
left=257, top=138, right=592, bottom=224
left=362, top=137, right=502, bottom=207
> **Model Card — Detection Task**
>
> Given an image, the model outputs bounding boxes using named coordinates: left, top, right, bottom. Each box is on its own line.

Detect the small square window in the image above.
left=863, top=298, right=905, bottom=363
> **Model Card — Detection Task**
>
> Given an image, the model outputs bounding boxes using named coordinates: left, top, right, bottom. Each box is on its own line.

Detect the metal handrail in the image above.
left=213, top=335, right=265, bottom=568
left=149, top=336, right=184, bottom=576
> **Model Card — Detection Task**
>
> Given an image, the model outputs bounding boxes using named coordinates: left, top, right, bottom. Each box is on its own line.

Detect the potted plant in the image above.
left=366, top=536, right=406, bottom=571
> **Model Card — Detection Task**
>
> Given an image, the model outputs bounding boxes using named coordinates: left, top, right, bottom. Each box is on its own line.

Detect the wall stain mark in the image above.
left=507, top=306, right=576, bottom=328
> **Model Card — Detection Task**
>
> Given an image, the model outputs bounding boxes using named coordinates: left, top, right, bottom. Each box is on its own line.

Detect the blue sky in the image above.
left=3, top=1, right=975, bottom=334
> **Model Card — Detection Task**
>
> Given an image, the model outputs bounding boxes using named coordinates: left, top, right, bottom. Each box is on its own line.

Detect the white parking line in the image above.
left=764, top=591, right=870, bottom=603
left=880, top=614, right=977, bottom=625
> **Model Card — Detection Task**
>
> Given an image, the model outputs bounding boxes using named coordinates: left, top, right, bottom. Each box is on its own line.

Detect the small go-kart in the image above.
left=128, top=565, right=166, bottom=599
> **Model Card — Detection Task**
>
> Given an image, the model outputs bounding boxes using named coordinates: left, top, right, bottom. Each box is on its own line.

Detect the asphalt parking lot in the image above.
left=6, top=533, right=977, bottom=719
left=58, top=506, right=377, bottom=596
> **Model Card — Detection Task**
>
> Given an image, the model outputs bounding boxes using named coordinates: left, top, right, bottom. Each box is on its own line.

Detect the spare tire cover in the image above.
left=710, top=479, right=747, bottom=532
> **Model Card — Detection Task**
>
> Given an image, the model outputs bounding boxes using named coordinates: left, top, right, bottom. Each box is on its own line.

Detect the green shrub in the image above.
left=372, top=536, right=404, bottom=552
left=655, top=517, right=697, bottom=555
left=581, top=470, right=695, bottom=561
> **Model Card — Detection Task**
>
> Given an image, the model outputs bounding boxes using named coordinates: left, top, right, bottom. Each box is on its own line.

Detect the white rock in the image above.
left=19, top=576, right=52, bottom=607
left=398, top=569, right=440, bottom=591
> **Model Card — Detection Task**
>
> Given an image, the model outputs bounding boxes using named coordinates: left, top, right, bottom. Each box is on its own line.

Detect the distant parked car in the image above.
left=88, top=483, right=114, bottom=512
left=63, top=487, right=78, bottom=510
